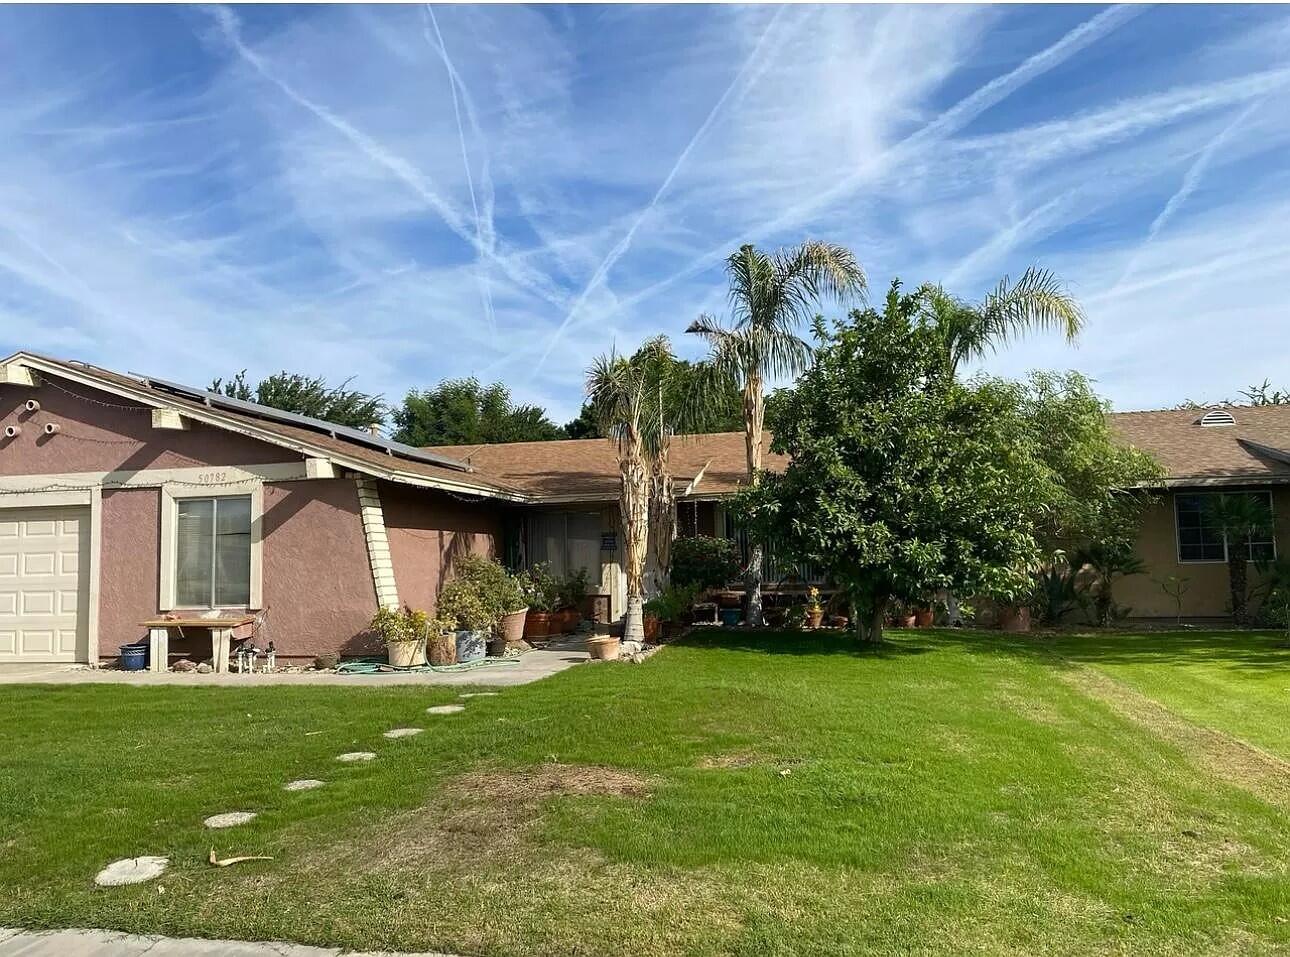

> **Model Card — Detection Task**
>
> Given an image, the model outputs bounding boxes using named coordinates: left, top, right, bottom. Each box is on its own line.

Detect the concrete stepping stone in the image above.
left=426, top=704, right=465, bottom=715
left=383, top=727, right=423, bottom=739
left=283, top=779, right=325, bottom=792
left=336, top=751, right=376, bottom=762
left=94, top=856, right=168, bottom=886
left=204, top=811, right=257, bottom=829
left=459, top=692, right=498, bottom=698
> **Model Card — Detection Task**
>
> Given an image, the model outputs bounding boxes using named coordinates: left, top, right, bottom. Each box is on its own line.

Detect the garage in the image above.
left=0, top=505, right=90, bottom=663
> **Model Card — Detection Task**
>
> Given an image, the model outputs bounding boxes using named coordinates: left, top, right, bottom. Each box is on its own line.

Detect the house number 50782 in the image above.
left=197, top=471, right=229, bottom=483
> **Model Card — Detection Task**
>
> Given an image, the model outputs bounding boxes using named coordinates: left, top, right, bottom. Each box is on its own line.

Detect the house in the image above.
left=1110, top=405, right=1290, bottom=621
left=0, top=352, right=779, bottom=667
left=3, top=349, right=1284, bottom=670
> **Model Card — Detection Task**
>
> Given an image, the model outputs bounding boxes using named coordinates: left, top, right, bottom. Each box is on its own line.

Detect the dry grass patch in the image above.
left=1059, top=666, right=1290, bottom=809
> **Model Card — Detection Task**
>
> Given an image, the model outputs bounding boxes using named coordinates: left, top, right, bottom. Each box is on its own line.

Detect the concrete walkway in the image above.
left=0, top=928, right=457, bottom=956
left=0, top=645, right=588, bottom=688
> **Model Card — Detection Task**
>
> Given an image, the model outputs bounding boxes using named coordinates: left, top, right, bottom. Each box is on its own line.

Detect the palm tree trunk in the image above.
left=620, top=439, right=650, bottom=651
left=743, top=376, right=764, bottom=627
left=1229, top=555, right=1249, bottom=626
left=648, top=448, right=675, bottom=594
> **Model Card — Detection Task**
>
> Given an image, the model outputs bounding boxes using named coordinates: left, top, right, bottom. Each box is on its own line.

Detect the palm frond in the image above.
left=979, top=266, right=1084, bottom=348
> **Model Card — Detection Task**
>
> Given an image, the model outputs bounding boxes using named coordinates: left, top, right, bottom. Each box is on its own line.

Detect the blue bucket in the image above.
left=719, top=608, right=742, bottom=627
left=119, top=643, right=149, bottom=672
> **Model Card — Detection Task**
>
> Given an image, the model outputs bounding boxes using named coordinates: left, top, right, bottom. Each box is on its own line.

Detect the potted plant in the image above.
left=495, top=568, right=529, bottom=653
left=427, top=613, right=456, bottom=666
left=370, top=605, right=428, bottom=668
left=806, top=587, right=824, bottom=629
left=439, top=555, right=509, bottom=663
left=913, top=603, right=934, bottom=628
left=523, top=563, right=558, bottom=641
left=644, top=585, right=699, bottom=641
left=556, top=568, right=590, bottom=634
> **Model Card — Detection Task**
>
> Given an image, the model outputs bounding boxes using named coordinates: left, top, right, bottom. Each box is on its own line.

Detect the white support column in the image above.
left=148, top=628, right=168, bottom=673
left=355, top=477, right=400, bottom=610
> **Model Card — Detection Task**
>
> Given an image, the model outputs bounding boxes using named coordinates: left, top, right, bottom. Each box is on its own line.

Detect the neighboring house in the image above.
left=1110, top=405, right=1290, bottom=621
left=0, top=352, right=780, bottom=667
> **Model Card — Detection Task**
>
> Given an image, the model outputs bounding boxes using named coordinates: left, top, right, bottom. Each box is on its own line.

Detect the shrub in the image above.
left=439, top=554, right=526, bottom=630
left=643, top=584, right=700, bottom=622
left=369, top=605, right=447, bottom=644
left=557, top=568, right=591, bottom=611
left=670, top=536, right=739, bottom=592
left=523, top=562, right=560, bottom=613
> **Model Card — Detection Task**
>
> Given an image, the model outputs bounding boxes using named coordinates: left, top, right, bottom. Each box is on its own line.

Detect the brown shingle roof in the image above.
left=1110, top=405, right=1290, bottom=485
left=427, top=431, right=785, bottom=500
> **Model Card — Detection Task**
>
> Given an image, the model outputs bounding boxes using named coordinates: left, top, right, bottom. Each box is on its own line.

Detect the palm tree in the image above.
left=1074, top=541, right=1145, bottom=626
left=918, top=267, right=1084, bottom=374
left=1203, top=493, right=1275, bottom=625
left=687, top=241, right=865, bottom=626
left=586, top=337, right=676, bottom=650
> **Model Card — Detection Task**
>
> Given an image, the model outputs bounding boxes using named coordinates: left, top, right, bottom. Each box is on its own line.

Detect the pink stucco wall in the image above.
left=261, top=479, right=380, bottom=658
left=99, top=488, right=161, bottom=652
left=381, top=480, right=502, bottom=615
left=0, top=380, right=294, bottom=475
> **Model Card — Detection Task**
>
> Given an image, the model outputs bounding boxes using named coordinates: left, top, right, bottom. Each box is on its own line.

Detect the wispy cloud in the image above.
left=0, top=4, right=1287, bottom=422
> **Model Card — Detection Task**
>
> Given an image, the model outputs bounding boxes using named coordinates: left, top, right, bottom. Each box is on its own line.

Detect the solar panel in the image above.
left=135, top=374, right=472, bottom=472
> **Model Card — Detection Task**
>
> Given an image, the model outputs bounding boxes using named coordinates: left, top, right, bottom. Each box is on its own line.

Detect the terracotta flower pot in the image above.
left=997, top=605, right=1031, bottom=633
left=386, top=639, right=425, bottom=668
left=586, top=636, right=620, bottom=660
left=524, top=611, right=551, bottom=640
left=900, top=615, right=917, bottom=628
left=914, top=608, right=934, bottom=628
left=499, top=607, right=528, bottom=644
left=807, top=609, right=824, bottom=629
left=428, top=633, right=456, bottom=667
left=644, top=614, right=661, bottom=643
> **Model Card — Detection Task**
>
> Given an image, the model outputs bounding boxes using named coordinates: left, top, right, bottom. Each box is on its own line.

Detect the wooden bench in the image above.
left=139, top=616, right=256, bottom=674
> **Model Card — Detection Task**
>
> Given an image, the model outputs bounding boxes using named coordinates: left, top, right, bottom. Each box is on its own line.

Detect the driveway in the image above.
left=0, top=927, right=455, bottom=956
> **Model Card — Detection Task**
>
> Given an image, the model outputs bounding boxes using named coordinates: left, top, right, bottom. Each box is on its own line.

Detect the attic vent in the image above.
left=1197, top=408, right=1236, bottom=427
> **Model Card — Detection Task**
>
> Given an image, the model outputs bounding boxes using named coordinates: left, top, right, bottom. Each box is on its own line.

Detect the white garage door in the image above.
left=0, top=506, right=90, bottom=662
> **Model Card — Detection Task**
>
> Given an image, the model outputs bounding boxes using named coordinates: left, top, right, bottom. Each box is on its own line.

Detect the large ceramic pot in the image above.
left=644, top=614, right=661, bottom=643
left=806, top=609, right=824, bottom=630
left=557, top=609, right=581, bottom=634
left=914, top=608, right=935, bottom=628
left=455, top=629, right=487, bottom=663
left=586, top=636, right=620, bottom=660
left=428, top=633, right=456, bottom=666
left=387, top=639, right=425, bottom=668
left=499, top=607, right=528, bottom=644
left=524, top=611, right=551, bottom=640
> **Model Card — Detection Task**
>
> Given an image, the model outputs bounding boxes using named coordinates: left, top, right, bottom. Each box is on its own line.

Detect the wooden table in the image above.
left=139, top=616, right=256, bottom=674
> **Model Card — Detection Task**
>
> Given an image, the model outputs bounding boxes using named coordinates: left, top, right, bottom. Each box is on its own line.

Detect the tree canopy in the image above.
left=742, top=282, right=1053, bottom=641
left=564, top=355, right=744, bottom=440
left=390, top=378, right=564, bottom=447
left=210, top=370, right=386, bottom=431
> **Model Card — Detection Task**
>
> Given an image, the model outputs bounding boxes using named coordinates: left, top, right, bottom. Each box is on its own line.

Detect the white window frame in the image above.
left=1173, top=490, right=1277, bottom=565
left=159, top=482, right=263, bottom=611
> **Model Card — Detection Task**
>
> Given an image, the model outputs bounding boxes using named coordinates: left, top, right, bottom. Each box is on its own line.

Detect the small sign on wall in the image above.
left=600, top=532, right=617, bottom=551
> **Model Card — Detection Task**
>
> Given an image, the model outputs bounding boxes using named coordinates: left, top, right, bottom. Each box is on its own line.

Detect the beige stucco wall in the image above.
left=1118, top=487, right=1290, bottom=619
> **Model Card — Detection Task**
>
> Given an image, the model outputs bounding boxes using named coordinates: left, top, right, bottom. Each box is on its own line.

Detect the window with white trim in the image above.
left=1175, top=491, right=1275, bottom=563
left=175, top=496, right=252, bottom=606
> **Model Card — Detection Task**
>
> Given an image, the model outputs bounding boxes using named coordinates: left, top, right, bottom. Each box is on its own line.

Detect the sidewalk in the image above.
left=0, top=644, right=588, bottom=687
left=0, top=928, right=456, bottom=956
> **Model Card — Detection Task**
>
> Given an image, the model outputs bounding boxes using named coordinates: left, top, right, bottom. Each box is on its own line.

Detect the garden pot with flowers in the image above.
left=806, top=587, right=824, bottom=629
left=370, top=605, right=429, bottom=668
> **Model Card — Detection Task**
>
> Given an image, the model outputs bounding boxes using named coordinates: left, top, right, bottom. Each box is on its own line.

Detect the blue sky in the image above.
left=2, top=4, right=1288, bottom=423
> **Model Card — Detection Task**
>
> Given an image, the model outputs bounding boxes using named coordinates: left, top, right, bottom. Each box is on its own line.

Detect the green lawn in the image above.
left=1, top=629, right=1286, bottom=956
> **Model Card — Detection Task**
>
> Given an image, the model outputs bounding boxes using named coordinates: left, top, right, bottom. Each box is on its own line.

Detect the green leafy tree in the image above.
left=736, top=282, right=1048, bottom=642
left=210, top=370, right=386, bottom=431
left=391, top=378, right=564, bottom=447
left=1203, top=493, right=1275, bottom=625
left=688, top=240, right=865, bottom=626
left=917, top=267, right=1083, bottom=374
